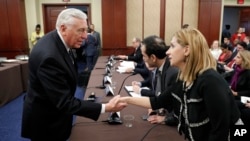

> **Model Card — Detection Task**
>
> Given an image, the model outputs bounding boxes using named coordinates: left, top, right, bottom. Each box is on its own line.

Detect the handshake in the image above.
left=104, top=95, right=128, bottom=112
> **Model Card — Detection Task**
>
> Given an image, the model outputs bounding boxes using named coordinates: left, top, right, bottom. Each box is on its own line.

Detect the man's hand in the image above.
left=125, top=68, right=134, bottom=73
left=132, top=81, right=140, bottom=86
left=105, top=95, right=127, bottom=112
left=132, top=85, right=140, bottom=94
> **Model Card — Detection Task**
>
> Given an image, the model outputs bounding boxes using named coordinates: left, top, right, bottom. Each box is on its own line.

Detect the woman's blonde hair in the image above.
left=174, top=28, right=217, bottom=82
left=238, top=50, right=250, bottom=69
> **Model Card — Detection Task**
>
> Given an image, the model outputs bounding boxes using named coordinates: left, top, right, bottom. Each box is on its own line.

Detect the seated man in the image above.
left=131, top=35, right=179, bottom=126
left=116, top=37, right=143, bottom=65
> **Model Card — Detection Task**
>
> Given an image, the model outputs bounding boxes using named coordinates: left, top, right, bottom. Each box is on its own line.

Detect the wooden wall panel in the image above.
left=198, top=0, right=221, bottom=46
left=0, top=0, right=28, bottom=58
left=160, top=0, right=166, bottom=39
left=198, top=1, right=211, bottom=44
left=0, top=0, right=11, bottom=52
left=7, top=0, right=28, bottom=54
left=209, top=1, right=221, bottom=44
left=102, top=0, right=131, bottom=56
left=113, top=0, right=126, bottom=49
left=239, top=9, right=250, bottom=36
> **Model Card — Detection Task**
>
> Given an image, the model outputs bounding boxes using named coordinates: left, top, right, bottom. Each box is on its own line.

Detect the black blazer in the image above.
left=141, top=58, right=178, bottom=97
left=160, top=58, right=178, bottom=94
left=82, top=34, right=98, bottom=56
left=140, top=70, right=155, bottom=97
left=127, top=45, right=143, bottom=64
left=133, top=62, right=150, bottom=80
left=21, top=30, right=102, bottom=140
left=150, top=69, right=240, bottom=141
left=232, top=69, right=250, bottom=99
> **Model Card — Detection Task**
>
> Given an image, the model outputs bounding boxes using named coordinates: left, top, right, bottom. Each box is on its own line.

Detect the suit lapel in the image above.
left=53, top=31, right=78, bottom=81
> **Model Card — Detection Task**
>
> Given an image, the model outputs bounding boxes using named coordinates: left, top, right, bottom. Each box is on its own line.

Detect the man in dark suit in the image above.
left=116, top=37, right=143, bottom=64
left=89, top=24, right=101, bottom=65
left=81, top=33, right=97, bottom=71
left=21, top=8, right=126, bottom=141
left=132, top=35, right=178, bottom=125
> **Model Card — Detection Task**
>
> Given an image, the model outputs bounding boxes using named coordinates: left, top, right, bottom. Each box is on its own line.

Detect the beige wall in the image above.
left=165, top=0, right=182, bottom=45
left=144, top=0, right=161, bottom=38
left=127, top=0, right=199, bottom=46
left=25, top=0, right=102, bottom=49
left=25, top=0, right=199, bottom=48
left=127, top=0, right=143, bottom=46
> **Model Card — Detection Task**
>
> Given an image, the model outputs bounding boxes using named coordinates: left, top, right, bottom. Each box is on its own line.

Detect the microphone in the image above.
left=107, top=112, right=122, bottom=124
left=117, top=73, right=136, bottom=95
left=86, top=92, right=96, bottom=102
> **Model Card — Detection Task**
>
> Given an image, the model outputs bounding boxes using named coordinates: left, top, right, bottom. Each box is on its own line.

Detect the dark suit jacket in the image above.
left=82, top=34, right=97, bottom=56
left=21, top=30, right=102, bottom=141
left=133, top=62, right=150, bottom=80
left=140, top=70, right=155, bottom=97
left=92, top=31, right=101, bottom=49
left=160, top=58, right=178, bottom=95
left=141, top=58, right=178, bottom=97
left=127, top=45, right=143, bottom=64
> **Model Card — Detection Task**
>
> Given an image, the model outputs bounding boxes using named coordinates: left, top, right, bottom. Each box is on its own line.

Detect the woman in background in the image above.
left=30, top=24, right=44, bottom=52
left=230, top=50, right=250, bottom=100
left=209, top=40, right=222, bottom=60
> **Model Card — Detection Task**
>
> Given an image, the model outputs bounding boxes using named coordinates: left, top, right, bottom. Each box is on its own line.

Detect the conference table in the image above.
left=0, top=63, right=23, bottom=107
left=69, top=56, right=184, bottom=141
left=0, top=60, right=28, bottom=107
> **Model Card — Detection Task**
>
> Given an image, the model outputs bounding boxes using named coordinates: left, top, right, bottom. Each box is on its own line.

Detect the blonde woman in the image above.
left=119, top=28, right=240, bottom=141
left=230, top=50, right=250, bottom=99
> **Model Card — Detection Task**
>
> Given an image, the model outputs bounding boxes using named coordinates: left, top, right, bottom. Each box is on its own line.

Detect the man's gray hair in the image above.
left=56, top=8, right=87, bottom=30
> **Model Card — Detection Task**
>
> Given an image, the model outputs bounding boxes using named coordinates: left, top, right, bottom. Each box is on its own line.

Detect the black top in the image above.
left=150, top=69, right=240, bottom=141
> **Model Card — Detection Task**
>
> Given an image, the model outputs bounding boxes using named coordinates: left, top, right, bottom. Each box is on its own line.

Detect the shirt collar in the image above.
left=57, top=30, right=71, bottom=52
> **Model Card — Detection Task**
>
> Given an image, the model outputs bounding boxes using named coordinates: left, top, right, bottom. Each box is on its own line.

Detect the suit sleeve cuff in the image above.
left=101, top=104, right=105, bottom=113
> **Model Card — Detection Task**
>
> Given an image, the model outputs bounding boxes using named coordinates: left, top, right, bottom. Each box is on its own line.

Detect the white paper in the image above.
left=116, top=66, right=127, bottom=73
left=2, top=59, right=19, bottom=63
left=120, top=61, right=134, bottom=67
left=125, top=85, right=133, bottom=92
left=241, top=96, right=250, bottom=104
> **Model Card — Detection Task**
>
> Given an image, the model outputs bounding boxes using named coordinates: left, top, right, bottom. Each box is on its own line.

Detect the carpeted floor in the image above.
left=0, top=61, right=89, bottom=141
left=0, top=86, right=85, bottom=141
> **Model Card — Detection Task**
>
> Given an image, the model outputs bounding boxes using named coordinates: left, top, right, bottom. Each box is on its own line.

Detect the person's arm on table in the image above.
left=119, top=96, right=151, bottom=109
